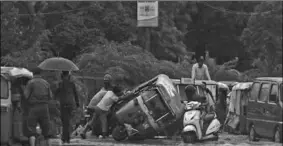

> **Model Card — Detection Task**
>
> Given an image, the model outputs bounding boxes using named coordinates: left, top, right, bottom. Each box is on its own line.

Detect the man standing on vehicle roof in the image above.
left=24, top=67, right=52, bottom=146
left=191, top=56, right=211, bottom=81
left=80, top=74, right=112, bottom=138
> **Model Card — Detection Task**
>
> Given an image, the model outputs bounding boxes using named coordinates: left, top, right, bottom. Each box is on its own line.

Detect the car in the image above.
left=247, top=77, right=283, bottom=143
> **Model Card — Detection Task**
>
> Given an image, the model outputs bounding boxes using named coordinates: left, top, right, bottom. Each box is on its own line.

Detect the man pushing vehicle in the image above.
left=80, top=74, right=113, bottom=139
left=80, top=74, right=127, bottom=139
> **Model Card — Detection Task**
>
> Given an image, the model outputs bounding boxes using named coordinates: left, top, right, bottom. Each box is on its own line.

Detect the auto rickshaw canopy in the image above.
left=172, top=78, right=218, bottom=102
left=155, top=74, right=184, bottom=119
left=232, top=82, right=253, bottom=91
left=228, top=82, right=252, bottom=115
left=1, top=67, right=33, bottom=80
left=219, top=81, right=238, bottom=91
left=218, top=82, right=229, bottom=91
left=171, top=78, right=217, bottom=111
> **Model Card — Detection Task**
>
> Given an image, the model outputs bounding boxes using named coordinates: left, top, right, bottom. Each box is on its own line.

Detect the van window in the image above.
left=269, top=84, right=278, bottom=103
left=1, top=76, right=9, bottom=99
left=258, top=83, right=270, bottom=102
left=250, top=82, right=260, bottom=101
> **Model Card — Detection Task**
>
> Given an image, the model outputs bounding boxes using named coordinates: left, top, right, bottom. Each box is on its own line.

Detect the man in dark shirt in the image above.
left=24, top=67, right=52, bottom=146
left=55, top=71, right=79, bottom=143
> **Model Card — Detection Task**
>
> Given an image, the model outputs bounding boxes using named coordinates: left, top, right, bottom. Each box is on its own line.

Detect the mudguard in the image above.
left=183, top=125, right=197, bottom=133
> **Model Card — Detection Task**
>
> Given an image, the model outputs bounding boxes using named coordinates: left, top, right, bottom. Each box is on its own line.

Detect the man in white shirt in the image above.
left=80, top=86, right=123, bottom=139
left=80, top=74, right=112, bottom=139
left=191, top=56, right=211, bottom=80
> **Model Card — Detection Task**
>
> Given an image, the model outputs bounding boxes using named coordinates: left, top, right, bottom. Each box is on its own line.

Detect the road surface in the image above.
left=51, top=132, right=282, bottom=146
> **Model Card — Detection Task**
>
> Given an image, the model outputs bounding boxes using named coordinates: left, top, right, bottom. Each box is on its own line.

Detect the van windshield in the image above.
left=1, top=76, right=9, bottom=99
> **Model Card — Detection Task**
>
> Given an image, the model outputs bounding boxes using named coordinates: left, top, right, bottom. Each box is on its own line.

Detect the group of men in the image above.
left=24, top=54, right=212, bottom=145
left=79, top=74, right=126, bottom=139
left=24, top=67, right=127, bottom=145
left=22, top=68, right=81, bottom=146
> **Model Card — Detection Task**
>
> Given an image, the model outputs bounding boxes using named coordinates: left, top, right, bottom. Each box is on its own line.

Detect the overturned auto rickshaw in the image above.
left=111, top=74, right=185, bottom=141
left=224, top=82, right=253, bottom=134
left=1, top=67, right=33, bottom=146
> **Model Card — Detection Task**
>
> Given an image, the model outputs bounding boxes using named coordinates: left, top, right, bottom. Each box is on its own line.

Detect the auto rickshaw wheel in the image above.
left=112, top=125, right=128, bottom=141
left=182, top=132, right=196, bottom=144
left=249, top=125, right=256, bottom=141
left=274, top=127, right=282, bottom=143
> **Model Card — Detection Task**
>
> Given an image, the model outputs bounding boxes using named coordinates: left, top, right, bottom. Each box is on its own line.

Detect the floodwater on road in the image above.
left=51, top=132, right=282, bottom=146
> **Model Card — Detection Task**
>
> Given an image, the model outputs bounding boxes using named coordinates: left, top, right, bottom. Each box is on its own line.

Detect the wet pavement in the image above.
left=51, top=132, right=282, bottom=146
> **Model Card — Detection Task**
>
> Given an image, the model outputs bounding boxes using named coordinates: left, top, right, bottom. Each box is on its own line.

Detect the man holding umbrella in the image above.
left=38, top=57, right=80, bottom=143
left=55, top=71, right=80, bottom=143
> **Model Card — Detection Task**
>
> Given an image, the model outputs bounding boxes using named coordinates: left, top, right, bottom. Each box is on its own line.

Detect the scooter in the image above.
left=181, top=101, right=221, bottom=143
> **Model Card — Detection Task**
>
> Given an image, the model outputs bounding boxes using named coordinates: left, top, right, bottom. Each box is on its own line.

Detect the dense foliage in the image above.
left=1, top=1, right=282, bottom=125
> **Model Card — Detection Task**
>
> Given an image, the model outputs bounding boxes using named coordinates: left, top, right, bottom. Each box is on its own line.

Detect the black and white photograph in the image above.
left=0, top=1, right=282, bottom=146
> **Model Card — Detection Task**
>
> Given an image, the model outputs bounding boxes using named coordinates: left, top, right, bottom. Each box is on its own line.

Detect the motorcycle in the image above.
left=181, top=100, right=221, bottom=143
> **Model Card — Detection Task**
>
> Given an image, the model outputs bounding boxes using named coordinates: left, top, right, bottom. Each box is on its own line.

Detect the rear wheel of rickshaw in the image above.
left=273, top=127, right=282, bottom=143
left=249, top=125, right=256, bottom=141
left=182, top=132, right=196, bottom=144
left=112, top=125, right=128, bottom=141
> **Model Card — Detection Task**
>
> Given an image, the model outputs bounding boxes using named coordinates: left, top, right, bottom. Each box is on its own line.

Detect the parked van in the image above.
left=247, top=77, right=282, bottom=143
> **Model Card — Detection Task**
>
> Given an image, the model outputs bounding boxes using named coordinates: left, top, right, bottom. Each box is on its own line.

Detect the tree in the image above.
left=241, top=1, right=282, bottom=76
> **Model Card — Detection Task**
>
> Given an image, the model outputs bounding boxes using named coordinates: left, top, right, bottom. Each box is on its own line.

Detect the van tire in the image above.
left=274, top=127, right=282, bottom=143
left=249, top=125, right=256, bottom=141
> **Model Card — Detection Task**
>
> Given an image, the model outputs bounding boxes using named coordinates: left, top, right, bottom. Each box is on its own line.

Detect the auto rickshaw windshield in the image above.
left=1, top=76, right=8, bottom=99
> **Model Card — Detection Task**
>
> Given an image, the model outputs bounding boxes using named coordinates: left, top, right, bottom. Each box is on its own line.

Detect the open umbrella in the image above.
left=38, top=57, right=79, bottom=71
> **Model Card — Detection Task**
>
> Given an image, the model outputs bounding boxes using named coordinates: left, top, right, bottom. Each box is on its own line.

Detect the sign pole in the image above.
left=137, top=1, right=158, bottom=51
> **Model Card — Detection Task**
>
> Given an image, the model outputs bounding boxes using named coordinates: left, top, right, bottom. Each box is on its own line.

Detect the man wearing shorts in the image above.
left=24, top=67, right=53, bottom=146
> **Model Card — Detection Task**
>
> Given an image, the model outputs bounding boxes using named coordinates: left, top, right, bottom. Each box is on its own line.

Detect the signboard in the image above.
left=137, top=1, right=158, bottom=27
